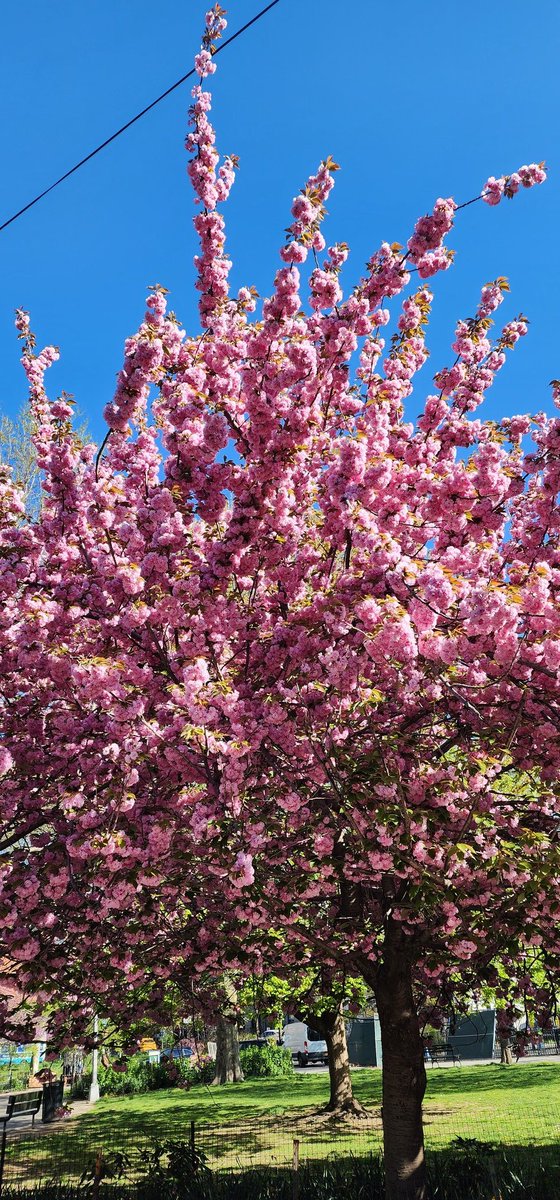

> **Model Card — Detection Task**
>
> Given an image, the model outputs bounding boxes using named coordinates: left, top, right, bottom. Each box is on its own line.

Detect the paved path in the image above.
left=426, top=1053, right=560, bottom=1069
left=297, top=1053, right=560, bottom=1073
left=3, top=1098, right=92, bottom=1139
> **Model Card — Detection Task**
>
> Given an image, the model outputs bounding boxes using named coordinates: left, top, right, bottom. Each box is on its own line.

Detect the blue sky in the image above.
left=1, top=0, right=558, bottom=444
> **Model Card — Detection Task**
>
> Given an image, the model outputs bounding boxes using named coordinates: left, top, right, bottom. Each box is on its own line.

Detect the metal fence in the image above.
left=493, top=1033, right=560, bottom=1060
left=0, top=1101, right=559, bottom=1192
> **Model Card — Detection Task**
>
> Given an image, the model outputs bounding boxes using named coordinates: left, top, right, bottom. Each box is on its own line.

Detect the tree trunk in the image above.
left=373, top=926, right=427, bottom=1200
left=500, top=1039, right=513, bottom=1065
left=212, top=1016, right=244, bottom=1085
left=311, top=1008, right=367, bottom=1117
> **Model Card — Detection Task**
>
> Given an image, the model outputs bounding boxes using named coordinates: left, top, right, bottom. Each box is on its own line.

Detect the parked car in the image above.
left=161, top=1045, right=194, bottom=1059
left=238, top=1037, right=269, bottom=1051
left=281, top=1021, right=328, bottom=1067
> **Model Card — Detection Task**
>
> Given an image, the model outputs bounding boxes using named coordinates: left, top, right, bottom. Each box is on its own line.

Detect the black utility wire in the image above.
left=0, top=0, right=281, bottom=235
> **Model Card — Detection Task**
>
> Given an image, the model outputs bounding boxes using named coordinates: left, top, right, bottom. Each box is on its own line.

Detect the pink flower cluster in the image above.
left=483, top=163, right=546, bottom=205
left=407, top=197, right=455, bottom=277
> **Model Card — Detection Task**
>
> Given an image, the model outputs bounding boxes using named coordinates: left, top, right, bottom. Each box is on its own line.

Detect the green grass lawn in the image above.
left=71, top=1062, right=560, bottom=1146
left=4, top=1063, right=560, bottom=1185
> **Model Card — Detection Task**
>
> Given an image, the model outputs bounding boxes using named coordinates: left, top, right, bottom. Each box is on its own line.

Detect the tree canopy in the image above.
left=0, top=7, right=557, bottom=1198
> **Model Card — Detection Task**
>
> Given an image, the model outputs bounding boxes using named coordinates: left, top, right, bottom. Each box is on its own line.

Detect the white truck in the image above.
left=281, top=1020, right=328, bottom=1067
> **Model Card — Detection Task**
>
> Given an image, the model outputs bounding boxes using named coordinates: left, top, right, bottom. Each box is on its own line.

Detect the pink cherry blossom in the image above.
left=0, top=11, right=555, bottom=1198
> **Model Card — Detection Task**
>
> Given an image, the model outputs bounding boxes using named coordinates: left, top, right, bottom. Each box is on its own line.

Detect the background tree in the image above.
left=212, top=976, right=244, bottom=1085
left=0, top=8, right=557, bottom=1200
left=0, top=399, right=87, bottom=520
left=0, top=406, right=41, bottom=519
left=240, top=967, right=369, bottom=1116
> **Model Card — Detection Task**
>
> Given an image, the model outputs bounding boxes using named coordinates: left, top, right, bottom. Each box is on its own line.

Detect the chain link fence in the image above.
left=493, top=1032, right=560, bottom=1060
left=0, top=1100, right=558, bottom=1191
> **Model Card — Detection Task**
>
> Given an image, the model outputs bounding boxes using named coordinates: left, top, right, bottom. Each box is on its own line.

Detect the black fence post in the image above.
left=0, top=1123, right=7, bottom=1198
left=190, top=1119, right=196, bottom=1164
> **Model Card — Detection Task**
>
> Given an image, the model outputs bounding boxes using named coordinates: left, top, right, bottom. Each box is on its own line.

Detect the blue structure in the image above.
left=346, top=1017, right=383, bottom=1067
left=447, top=1009, right=496, bottom=1060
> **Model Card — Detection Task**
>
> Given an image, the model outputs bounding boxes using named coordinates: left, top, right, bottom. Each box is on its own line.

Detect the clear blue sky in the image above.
left=1, top=0, right=558, bottom=443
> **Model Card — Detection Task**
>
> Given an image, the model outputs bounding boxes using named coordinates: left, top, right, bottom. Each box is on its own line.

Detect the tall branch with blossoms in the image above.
left=187, top=6, right=237, bottom=328
left=0, top=8, right=555, bottom=1200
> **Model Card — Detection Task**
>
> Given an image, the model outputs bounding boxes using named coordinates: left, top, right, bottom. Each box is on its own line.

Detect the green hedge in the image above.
left=96, top=1054, right=215, bottom=1096
left=239, top=1043, right=293, bottom=1078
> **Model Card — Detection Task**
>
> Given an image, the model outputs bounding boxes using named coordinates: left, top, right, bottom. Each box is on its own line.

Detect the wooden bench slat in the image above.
left=0, top=1090, right=43, bottom=1125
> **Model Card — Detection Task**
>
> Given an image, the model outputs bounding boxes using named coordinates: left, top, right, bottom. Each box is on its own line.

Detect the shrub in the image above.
left=188, top=1055, right=216, bottom=1085
left=2, top=1147, right=560, bottom=1198
left=69, top=1074, right=91, bottom=1100
left=98, top=1055, right=152, bottom=1096
left=239, top=1042, right=294, bottom=1078
left=97, top=1052, right=215, bottom=1096
left=154, top=1053, right=216, bottom=1088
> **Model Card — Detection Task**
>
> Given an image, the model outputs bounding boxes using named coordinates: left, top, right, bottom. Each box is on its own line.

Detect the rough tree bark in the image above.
left=310, top=1007, right=367, bottom=1117
left=369, top=922, right=427, bottom=1200
left=212, top=1014, right=244, bottom=1085
left=500, top=1038, right=513, bottom=1065
left=212, top=977, right=244, bottom=1085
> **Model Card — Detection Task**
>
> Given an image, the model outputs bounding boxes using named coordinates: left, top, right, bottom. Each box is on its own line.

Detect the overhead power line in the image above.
left=0, top=0, right=281, bottom=235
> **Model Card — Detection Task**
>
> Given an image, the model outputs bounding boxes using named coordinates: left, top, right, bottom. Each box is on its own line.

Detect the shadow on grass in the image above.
left=47, top=1076, right=341, bottom=1151
left=195, top=1114, right=383, bottom=1169
left=76, top=1076, right=334, bottom=1131
left=3, top=1145, right=560, bottom=1200
left=5, top=1063, right=560, bottom=1188
left=423, top=1062, right=560, bottom=1098
left=2, top=1103, right=384, bottom=1183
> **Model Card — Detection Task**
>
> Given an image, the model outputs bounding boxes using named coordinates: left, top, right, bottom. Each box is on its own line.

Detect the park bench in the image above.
left=427, top=1044, right=462, bottom=1067
left=0, top=1089, right=42, bottom=1128
left=0, top=1091, right=43, bottom=1194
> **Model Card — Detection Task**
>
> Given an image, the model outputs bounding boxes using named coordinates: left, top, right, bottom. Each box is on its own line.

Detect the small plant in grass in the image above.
left=2, top=1150, right=560, bottom=1199
left=79, top=1148, right=132, bottom=1187
left=443, top=1138, right=500, bottom=1194
left=136, top=1138, right=210, bottom=1200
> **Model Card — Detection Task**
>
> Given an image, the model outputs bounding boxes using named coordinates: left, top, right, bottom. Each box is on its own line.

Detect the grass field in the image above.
left=3, top=1063, right=560, bottom=1186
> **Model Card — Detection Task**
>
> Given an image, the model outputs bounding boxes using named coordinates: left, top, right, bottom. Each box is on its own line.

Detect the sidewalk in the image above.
left=5, top=1098, right=92, bottom=1138
left=425, top=1052, right=560, bottom=1069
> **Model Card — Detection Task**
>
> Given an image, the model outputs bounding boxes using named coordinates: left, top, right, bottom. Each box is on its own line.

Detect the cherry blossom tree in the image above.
left=0, top=7, right=558, bottom=1199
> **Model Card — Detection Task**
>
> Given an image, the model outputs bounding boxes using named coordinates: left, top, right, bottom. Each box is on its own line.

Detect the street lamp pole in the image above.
left=89, top=1015, right=100, bottom=1103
